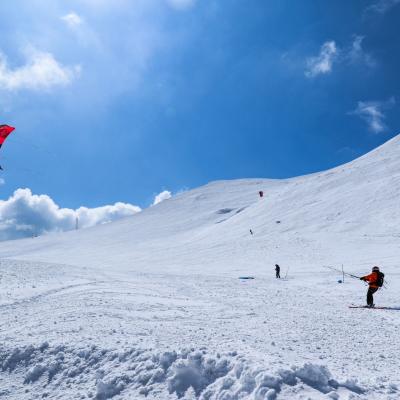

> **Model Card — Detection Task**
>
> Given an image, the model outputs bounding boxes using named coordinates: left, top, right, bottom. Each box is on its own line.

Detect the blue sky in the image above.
left=0, top=0, right=399, bottom=216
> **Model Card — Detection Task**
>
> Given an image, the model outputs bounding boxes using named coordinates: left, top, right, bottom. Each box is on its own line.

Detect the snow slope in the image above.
left=0, top=135, right=400, bottom=399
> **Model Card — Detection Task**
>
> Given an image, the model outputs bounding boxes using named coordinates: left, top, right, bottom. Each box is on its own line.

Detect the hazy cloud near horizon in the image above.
left=0, top=188, right=172, bottom=241
left=153, top=190, right=172, bottom=206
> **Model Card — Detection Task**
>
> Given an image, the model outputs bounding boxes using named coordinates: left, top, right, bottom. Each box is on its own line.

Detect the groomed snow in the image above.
left=1, top=135, right=400, bottom=399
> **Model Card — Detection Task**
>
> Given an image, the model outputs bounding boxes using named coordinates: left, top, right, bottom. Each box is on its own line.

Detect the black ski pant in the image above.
left=367, top=287, right=378, bottom=306
left=276, top=271, right=280, bottom=279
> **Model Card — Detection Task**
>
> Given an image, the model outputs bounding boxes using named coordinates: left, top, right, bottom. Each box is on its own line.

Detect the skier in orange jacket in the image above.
left=360, top=266, right=384, bottom=307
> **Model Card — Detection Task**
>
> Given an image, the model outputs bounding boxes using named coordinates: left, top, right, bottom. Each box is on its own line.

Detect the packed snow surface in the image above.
left=1, top=136, right=400, bottom=399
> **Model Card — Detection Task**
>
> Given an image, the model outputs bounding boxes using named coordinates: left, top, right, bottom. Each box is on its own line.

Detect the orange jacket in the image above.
left=362, top=271, right=379, bottom=288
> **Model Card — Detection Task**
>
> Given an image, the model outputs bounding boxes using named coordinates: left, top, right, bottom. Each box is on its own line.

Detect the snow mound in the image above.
left=0, top=343, right=366, bottom=399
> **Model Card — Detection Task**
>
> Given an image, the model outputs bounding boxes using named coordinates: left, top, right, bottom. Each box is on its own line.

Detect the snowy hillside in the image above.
left=0, top=136, right=400, bottom=399
left=1, top=134, right=400, bottom=273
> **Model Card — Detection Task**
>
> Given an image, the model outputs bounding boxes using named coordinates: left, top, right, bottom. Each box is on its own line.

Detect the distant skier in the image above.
left=249, top=229, right=253, bottom=235
left=275, top=264, right=281, bottom=279
left=360, top=266, right=384, bottom=307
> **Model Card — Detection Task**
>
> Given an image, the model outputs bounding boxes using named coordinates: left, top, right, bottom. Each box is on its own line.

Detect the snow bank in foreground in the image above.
left=0, top=343, right=367, bottom=399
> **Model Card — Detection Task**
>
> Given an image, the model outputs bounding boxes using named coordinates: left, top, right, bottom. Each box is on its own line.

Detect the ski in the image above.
left=349, top=305, right=400, bottom=310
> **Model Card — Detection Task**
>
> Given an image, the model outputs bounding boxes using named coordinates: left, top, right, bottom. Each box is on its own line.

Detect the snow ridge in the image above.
left=0, top=343, right=366, bottom=399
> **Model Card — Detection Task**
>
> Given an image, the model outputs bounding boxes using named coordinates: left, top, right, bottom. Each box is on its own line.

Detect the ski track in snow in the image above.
left=1, top=137, right=400, bottom=398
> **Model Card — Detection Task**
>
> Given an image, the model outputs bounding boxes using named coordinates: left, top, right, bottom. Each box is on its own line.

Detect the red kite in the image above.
left=0, top=124, right=15, bottom=170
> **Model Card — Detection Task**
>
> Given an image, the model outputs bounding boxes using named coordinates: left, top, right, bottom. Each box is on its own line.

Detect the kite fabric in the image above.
left=0, top=125, right=15, bottom=148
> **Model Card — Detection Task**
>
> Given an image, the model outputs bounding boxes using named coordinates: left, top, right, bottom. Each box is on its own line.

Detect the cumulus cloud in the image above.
left=0, top=48, right=80, bottom=92
left=166, top=0, right=196, bottom=11
left=305, top=41, right=337, bottom=78
left=0, top=188, right=141, bottom=241
left=153, top=190, right=172, bottom=206
left=61, top=12, right=84, bottom=28
left=350, top=98, right=395, bottom=133
left=365, top=0, right=400, bottom=14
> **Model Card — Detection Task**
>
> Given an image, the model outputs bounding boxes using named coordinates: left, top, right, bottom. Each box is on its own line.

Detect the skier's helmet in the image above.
left=372, top=266, right=380, bottom=272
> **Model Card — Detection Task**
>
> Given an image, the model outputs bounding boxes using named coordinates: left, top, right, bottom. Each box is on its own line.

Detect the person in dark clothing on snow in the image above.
left=360, top=266, right=384, bottom=307
left=275, top=264, right=281, bottom=279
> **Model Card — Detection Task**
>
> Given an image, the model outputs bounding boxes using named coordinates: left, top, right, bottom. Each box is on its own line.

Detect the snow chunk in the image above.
left=95, top=379, right=124, bottom=400
left=168, top=351, right=231, bottom=397
left=294, top=363, right=334, bottom=393
left=24, top=364, right=47, bottom=383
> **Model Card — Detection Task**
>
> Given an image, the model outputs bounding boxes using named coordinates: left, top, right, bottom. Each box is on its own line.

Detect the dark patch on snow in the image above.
left=216, top=208, right=235, bottom=215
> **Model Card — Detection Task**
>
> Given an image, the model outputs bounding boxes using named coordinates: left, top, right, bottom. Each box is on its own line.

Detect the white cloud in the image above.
left=166, top=0, right=196, bottom=11
left=305, top=41, right=337, bottom=78
left=0, top=48, right=80, bottom=92
left=0, top=188, right=141, bottom=240
left=350, top=98, right=395, bottom=133
left=60, top=11, right=101, bottom=49
left=76, top=202, right=141, bottom=228
left=349, top=36, right=364, bottom=59
left=347, top=36, right=376, bottom=68
left=153, top=190, right=172, bottom=205
left=366, top=0, right=400, bottom=14
left=61, top=12, right=84, bottom=29
left=304, top=37, right=375, bottom=79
